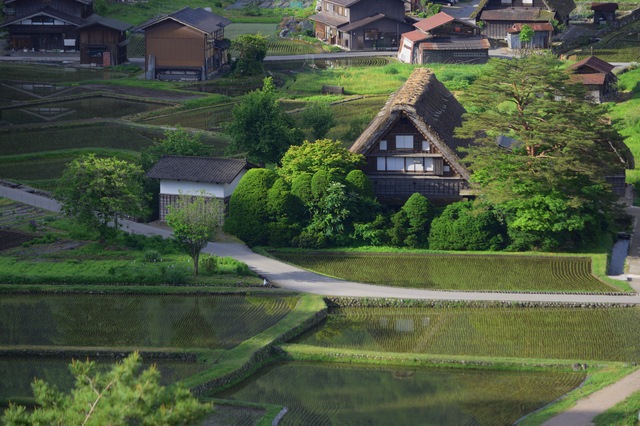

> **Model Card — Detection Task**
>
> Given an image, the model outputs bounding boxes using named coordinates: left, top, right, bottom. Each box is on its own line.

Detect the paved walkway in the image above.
left=2, top=184, right=639, bottom=304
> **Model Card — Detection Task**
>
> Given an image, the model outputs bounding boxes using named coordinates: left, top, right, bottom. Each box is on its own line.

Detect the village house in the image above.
left=0, top=0, right=130, bottom=65
left=569, top=55, right=618, bottom=103
left=506, top=22, right=554, bottom=49
left=309, top=0, right=414, bottom=50
left=591, top=2, right=618, bottom=24
left=397, top=12, right=489, bottom=64
left=146, top=156, right=253, bottom=220
left=136, top=7, right=231, bottom=81
left=349, top=67, right=472, bottom=205
left=470, top=0, right=575, bottom=41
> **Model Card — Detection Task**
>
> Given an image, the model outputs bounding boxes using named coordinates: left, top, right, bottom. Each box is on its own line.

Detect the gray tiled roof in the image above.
left=147, top=156, right=250, bottom=184
left=80, top=14, right=131, bottom=31
left=137, top=7, right=231, bottom=33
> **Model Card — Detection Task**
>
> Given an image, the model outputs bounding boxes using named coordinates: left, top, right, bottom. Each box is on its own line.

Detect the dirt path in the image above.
left=542, top=369, right=640, bottom=426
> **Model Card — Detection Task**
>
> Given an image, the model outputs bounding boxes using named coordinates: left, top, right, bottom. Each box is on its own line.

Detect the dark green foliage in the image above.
left=301, top=102, right=336, bottom=140
left=311, top=169, right=336, bottom=202
left=352, top=213, right=391, bottom=246
left=390, top=193, right=433, bottom=248
left=267, top=178, right=305, bottom=246
left=428, top=201, right=507, bottom=251
left=291, top=172, right=314, bottom=208
left=457, top=54, right=626, bottom=251
left=199, top=254, right=218, bottom=276
left=232, top=34, right=268, bottom=76
left=345, top=170, right=374, bottom=200
left=225, top=168, right=277, bottom=246
left=343, top=115, right=371, bottom=143
left=139, top=126, right=211, bottom=172
left=121, top=234, right=179, bottom=255
left=226, top=77, right=303, bottom=166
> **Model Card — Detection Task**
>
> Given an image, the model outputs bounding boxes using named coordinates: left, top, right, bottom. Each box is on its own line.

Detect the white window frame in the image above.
left=379, top=140, right=387, bottom=150
left=377, top=157, right=386, bottom=170
left=424, top=158, right=434, bottom=172
left=422, top=141, right=430, bottom=152
left=396, top=135, right=413, bottom=149
left=387, top=157, right=405, bottom=171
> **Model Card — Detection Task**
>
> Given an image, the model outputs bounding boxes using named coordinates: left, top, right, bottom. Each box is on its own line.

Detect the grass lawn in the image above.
left=268, top=249, right=621, bottom=292
left=610, top=67, right=640, bottom=193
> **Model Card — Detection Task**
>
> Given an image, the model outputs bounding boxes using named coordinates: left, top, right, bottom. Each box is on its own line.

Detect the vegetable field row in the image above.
left=270, top=251, right=613, bottom=292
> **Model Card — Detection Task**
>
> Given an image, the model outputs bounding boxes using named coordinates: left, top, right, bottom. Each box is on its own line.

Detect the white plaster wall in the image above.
left=160, top=180, right=224, bottom=198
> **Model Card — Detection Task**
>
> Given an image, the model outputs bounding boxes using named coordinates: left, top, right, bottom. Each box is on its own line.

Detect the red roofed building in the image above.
left=398, top=12, right=489, bottom=64
left=506, top=22, right=553, bottom=49
left=569, top=56, right=617, bottom=103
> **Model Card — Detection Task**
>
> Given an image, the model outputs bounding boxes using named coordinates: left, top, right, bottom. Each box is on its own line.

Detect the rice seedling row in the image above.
left=0, top=294, right=297, bottom=350
left=218, top=362, right=585, bottom=426
left=270, top=251, right=611, bottom=292
left=296, top=306, right=640, bottom=362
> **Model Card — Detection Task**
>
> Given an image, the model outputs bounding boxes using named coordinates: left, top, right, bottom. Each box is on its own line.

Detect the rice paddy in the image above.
left=296, top=306, right=640, bottom=362
left=218, top=362, right=586, bottom=426
left=269, top=251, right=615, bottom=292
left=0, top=294, right=297, bottom=350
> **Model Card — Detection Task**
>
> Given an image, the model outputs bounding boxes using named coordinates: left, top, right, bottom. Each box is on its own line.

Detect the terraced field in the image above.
left=296, top=306, right=640, bottom=362
left=0, top=294, right=298, bottom=350
left=219, top=362, right=586, bottom=426
left=269, top=251, right=614, bottom=292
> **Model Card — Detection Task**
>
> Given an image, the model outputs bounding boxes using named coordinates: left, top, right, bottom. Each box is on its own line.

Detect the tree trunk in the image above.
left=193, top=252, right=199, bottom=276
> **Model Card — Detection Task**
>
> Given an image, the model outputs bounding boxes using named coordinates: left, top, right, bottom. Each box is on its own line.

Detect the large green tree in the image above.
left=3, top=352, right=212, bottom=425
left=456, top=54, right=627, bottom=250
left=55, top=155, right=148, bottom=244
left=232, top=33, right=268, bottom=76
left=226, top=77, right=302, bottom=166
left=301, top=102, right=336, bottom=140
left=166, top=191, right=223, bottom=276
left=140, top=126, right=211, bottom=172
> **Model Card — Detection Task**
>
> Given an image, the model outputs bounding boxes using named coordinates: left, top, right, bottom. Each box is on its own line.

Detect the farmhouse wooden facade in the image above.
left=137, top=7, right=231, bottom=81
left=569, top=55, right=618, bottom=103
left=349, top=68, right=471, bottom=205
left=470, top=0, right=575, bottom=41
left=309, top=0, right=414, bottom=50
left=398, top=12, right=489, bottom=64
left=506, top=22, right=553, bottom=49
left=0, top=0, right=129, bottom=63
left=78, top=15, right=130, bottom=65
left=146, top=156, right=253, bottom=220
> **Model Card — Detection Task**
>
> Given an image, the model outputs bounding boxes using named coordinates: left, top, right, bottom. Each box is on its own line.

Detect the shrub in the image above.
left=401, top=193, right=434, bottom=248
left=224, top=168, right=278, bottom=246
left=144, top=250, right=161, bottom=263
left=428, top=201, right=507, bottom=251
left=200, top=254, right=218, bottom=276
left=162, top=264, right=190, bottom=285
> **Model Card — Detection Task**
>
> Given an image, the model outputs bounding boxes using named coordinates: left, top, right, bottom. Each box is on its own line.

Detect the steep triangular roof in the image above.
left=79, top=14, right=131, bottom=31
left=0, top=6, right=85, bottom=27
left=414, top=11, right=479, bottom=32
left=349, top=68, right=471, bottom=180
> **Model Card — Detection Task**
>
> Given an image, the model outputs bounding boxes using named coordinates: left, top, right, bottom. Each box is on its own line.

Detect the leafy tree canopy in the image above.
left=55, top=155, right=148, bottom=244
left=140, top=126, right=211, bottom=171
left=226, top=77, right=303, bottom=166
left=3, top=352, right=212, bottom=426
left=232, top=33, right=268, bottom=76
left=301, top=102, right=336, bottom=140
left=166, top=191, right=223, bottom=276
left=456, top=53, right=625, bottom=249
left=278, top=138, right=364, bottom=183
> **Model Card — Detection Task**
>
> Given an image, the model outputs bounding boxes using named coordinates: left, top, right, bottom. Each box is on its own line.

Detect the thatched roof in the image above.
left=349, top=68, right=471, bottom=180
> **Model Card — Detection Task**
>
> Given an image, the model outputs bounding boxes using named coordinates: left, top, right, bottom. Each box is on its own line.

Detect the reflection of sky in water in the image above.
left=0, top=96, right=163, bottom=125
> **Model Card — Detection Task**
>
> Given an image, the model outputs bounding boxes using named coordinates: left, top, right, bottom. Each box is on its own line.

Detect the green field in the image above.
left=296, top=306, right=640, bottom=362
left=269, top=251, right=616, bottom=292
left=610, top=68, right=640, bottom=193
left=0, top=294, right=297, bottom=350
left=219, top=362, right=585, bottom=426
